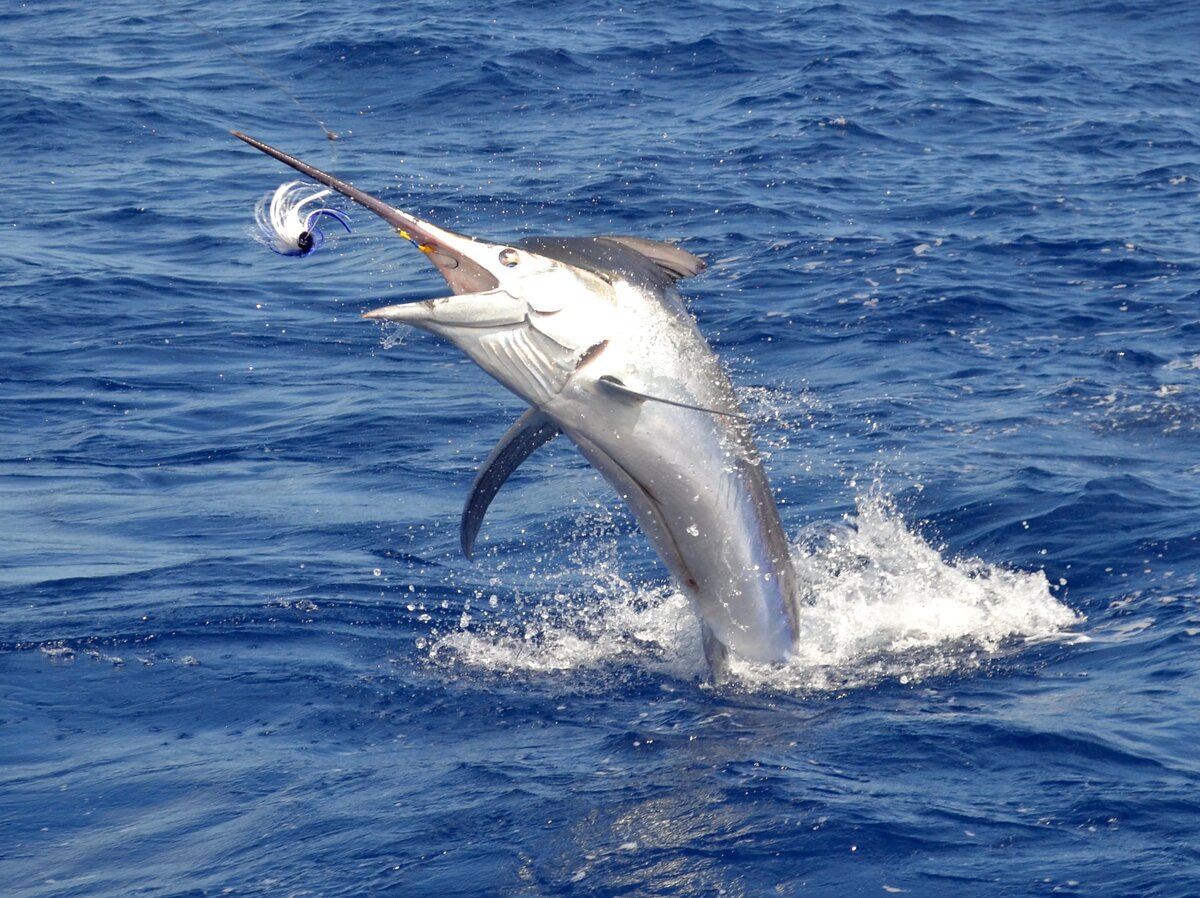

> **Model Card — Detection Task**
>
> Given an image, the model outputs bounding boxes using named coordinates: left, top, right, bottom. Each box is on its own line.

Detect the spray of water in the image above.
left=426, top=492, right=1083, bottom=693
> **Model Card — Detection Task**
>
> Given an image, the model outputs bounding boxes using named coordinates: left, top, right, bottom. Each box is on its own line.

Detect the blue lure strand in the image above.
left=254, top=181, right=351, bottom=257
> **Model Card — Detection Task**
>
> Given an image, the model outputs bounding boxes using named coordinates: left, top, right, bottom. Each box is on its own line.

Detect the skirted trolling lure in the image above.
left=254, top=181, right=351, bottom=256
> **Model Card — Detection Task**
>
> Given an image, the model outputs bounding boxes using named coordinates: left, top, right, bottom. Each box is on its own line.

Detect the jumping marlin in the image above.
left=232, top=132, right=801, bottom=677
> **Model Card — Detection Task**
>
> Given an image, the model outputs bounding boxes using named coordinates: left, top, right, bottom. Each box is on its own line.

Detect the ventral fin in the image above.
left=701, top=622, right=731, bottom=685
left=596, top=375, right=750, bottom=422
left=461, top=408, right=562, bottom=559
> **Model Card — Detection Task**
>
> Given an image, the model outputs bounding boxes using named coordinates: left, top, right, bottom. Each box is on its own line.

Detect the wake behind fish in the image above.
left=428, top=496, right=1083, bottom=692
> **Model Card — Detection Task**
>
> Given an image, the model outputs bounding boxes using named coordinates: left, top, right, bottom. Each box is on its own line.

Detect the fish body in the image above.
left=233, top=133, right=801, bottom=673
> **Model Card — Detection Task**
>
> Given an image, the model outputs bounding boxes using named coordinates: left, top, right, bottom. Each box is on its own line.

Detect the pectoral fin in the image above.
left=461, top=408, right=562, bottom=558
left=596, top=375, right=750, bottom=422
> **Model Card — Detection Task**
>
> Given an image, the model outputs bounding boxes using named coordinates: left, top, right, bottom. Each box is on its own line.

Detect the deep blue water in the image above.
left=3, top=1, right=1200, bottom=895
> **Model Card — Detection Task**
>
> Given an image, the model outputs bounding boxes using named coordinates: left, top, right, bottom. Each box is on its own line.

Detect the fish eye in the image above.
left=498, top=248, right=520, bottom=268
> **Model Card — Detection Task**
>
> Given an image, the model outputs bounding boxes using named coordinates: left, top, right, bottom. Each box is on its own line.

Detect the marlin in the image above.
left=233, top=132, right=801, bottom=677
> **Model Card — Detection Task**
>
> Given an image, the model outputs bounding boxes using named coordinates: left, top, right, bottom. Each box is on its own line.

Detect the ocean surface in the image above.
left=2, top=2, right=1199, bottom=895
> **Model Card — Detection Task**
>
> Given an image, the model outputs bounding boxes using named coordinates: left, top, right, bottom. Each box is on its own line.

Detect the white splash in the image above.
left=431, top=576, right=706, bottom=679
left=428, top=496, right=1082, bottom=692
left=746, top=497, right=1083, bottom=691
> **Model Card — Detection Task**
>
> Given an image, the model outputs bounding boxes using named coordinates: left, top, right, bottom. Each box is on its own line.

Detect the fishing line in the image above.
left=180, top=11, right=357, bottom=255
left=179, top=11, right=341, bottom=153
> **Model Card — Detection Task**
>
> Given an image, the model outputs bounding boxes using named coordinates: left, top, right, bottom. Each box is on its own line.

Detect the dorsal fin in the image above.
left=601, top=236, right=707, bottom=280
left=461, top=408, right=562, bottom=558
left=516, top=235, right=705, bottom=290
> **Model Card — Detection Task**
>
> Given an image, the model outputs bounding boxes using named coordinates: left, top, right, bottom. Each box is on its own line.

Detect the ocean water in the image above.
left=2, top=1, right=1199, bottom=895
